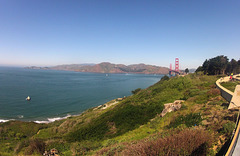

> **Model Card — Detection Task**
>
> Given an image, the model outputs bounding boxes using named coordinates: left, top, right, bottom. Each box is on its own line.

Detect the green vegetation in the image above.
left=131, top=88, right=141, bottom=94
left=0, top=73, right=238, bottom=155
left=160, top=75, right=169, bottom=81
left=168, top=113, right=202, bottom=128
left=196, top=55, right=240, bottom=75
left=117, top=128, right=214, bottom=156
left=219, top=121, right=235, bottom=136
left=221, top=81, right=240, bottom=92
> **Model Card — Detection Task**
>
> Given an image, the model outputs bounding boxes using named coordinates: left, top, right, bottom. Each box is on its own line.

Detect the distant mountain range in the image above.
left=25, top=62, right=170, bottom=74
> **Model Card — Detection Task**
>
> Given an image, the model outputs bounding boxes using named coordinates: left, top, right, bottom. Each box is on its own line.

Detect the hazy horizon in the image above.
left=0, top=62, right=199, bottom=70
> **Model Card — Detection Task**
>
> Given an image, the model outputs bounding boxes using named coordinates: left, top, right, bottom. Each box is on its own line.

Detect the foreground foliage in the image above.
left=120, top=128, right=213, bottom=156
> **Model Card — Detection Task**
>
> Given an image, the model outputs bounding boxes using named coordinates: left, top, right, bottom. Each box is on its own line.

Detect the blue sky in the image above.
left=0, top=0, right=239, bottom=69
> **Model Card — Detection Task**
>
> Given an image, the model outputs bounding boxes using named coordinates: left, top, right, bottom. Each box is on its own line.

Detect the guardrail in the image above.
left=233, top=74, right=240, bottom=82
left=225, top=116, right=240, bottom=156
left=216, top=75, right=240, bottom=156
left=216, top=76, right=233, bottom=102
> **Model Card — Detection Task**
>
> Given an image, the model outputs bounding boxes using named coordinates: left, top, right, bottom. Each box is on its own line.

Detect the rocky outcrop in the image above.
left=160, top=100, right=184, bottom=117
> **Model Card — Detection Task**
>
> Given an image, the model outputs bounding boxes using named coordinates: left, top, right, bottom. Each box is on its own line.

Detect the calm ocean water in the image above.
left=0, top=67, right=163, bottom=123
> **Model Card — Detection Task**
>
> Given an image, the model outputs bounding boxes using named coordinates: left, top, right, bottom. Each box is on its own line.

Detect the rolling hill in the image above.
left=26, top=62, right=169, bottom=74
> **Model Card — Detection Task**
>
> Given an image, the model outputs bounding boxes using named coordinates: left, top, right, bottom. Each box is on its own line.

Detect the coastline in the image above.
left=34, top=114, right=72, bottom=124
left=0, top=99, right=121, bottom=124
left=0, top=113, right=80, bottom=124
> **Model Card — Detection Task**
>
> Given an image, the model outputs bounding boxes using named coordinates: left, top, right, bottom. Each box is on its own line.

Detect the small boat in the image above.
left=26, top=96, right=31, bottom=101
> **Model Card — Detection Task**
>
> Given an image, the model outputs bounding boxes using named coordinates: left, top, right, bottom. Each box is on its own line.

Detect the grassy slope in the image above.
left=0, top=74, right=238, bottom=155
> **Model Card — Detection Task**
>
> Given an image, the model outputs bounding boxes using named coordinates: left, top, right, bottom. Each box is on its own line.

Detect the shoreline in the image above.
left=0, top=99, right=121, bottom=124
left=0, top=113, right=82, bottom=124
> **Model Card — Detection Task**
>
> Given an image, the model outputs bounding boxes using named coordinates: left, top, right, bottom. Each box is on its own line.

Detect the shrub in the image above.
left=131, top=88, right=142, bottom=94
left=183, top=88, right=200, bottom=100
left=25, top=139, right=45, bottom=155
left=168, top=113, right=202, bottom=128
left=219, top=121, right=235, bottom=136
left=71, top=141, right=101, bottom=155
left=161, top=75, right=169, bottom=81
left=121, top=128, right=213, bottom=156
left=46, top=140, right=70, bottom=154
left=207, top=88, right=221, bottom=98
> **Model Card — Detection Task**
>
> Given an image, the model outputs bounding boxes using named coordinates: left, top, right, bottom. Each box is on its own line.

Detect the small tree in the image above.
left=161, top=75, right=169, bottom=81
left=185, top=68, right=189, bottom=74
left=132, top=88, right=141, bottom=94
left=195, top=66, right=203, bottom=73
left=230, top=59, right=238, bottom=74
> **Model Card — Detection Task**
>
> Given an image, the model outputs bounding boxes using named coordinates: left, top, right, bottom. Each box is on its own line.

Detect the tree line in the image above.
left=196, top=55, right=240, bottom=75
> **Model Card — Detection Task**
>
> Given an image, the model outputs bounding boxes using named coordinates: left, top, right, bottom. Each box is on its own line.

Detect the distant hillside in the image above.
left=189, top=68, right=196, bottom=73
left=26, top=62, right=169, bottom=74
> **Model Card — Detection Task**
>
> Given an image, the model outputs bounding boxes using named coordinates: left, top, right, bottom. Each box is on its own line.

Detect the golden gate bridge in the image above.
left=169, top=58, right=180, bottom=76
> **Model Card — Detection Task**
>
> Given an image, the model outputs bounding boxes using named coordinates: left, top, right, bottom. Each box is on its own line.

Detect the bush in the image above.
left=207, top=88, right=221, bottom=98
left=168, top=113, right=202, bottom=128
left=46, top=140, right=70, bottom=154
left=121, top=128, right=213, bottom=156
left=25, top=139, right=45, bottom=155
left=71, top=141, right=101, bottom=155
left=219, top=121, right=235, bottom=136
left=161, top=75, right=169, bottom=81
left=131, top=88, right=142, bottom=94
left=183, top=88, right=201, bottom=100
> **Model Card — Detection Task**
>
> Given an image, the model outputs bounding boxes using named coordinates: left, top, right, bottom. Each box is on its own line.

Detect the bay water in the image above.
left=0, top=67, right=163, bottom=123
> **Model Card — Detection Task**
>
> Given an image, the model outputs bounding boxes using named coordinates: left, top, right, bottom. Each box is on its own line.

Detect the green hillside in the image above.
left=0, top=74, right=237, bottom=155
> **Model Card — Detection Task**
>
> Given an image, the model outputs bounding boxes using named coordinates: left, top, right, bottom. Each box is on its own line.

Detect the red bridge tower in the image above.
left=175, top=58, right=179, bottom=73
left=169, top=58, right=180, bottom=76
